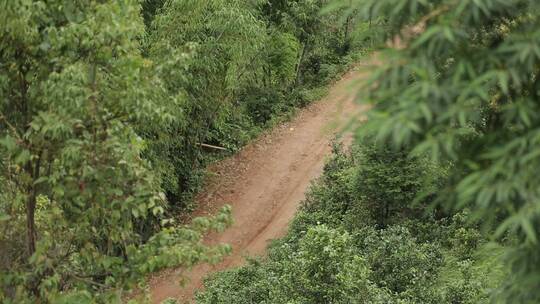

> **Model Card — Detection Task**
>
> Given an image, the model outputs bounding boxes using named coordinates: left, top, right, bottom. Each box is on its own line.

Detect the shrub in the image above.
left=357, top=225, right=444, bottom=293
left=198, top=225, right=390, bottom=304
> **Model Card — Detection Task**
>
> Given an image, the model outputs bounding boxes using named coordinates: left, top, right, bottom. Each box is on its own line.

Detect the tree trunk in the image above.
left=342, top=4, right=353, bottom=54
left=26, top=189, right=37, bottom=257
left=25, top=156, right=41, bottom=258
left=295, top=43, right=308, bottom=86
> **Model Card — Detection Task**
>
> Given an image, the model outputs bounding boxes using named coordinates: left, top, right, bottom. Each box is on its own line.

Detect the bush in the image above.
left=241, top=87, right=287, bottom=125
left=357, top=225, right=444, bottom=293
left=441, top=261, right=489, bottom=304
left=197, top=225, right=390, bottom=304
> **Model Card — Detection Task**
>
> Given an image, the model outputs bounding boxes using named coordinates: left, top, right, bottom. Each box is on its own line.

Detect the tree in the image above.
left=0, top=1, right=231, bottom=302
left=354, top=142, right=435, bottom=227
left=141, top=0, right=166, bottom=27
left=334, top=0, right=540, bottom=302
left=259, top=0, right=352, bottom=86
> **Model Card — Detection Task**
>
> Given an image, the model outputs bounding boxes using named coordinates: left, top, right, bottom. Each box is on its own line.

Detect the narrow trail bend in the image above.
left=149, top=68, right=368, bottom=303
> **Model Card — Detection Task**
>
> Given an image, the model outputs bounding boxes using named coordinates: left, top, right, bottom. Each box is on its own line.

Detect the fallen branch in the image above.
left=197, top=143, right=228, bottom=151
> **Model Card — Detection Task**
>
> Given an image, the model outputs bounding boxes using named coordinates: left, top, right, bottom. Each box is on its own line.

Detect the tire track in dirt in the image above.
left=148, top=67, right=369, bottom=303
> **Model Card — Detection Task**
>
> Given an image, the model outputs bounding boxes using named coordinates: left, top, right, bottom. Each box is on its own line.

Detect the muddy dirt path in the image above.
left=149, top=67, right=369, bottom=303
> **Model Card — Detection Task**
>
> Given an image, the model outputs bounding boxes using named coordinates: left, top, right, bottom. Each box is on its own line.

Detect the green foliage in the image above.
left=144, top=0, right=268, bottom=208
left=353, top=142, right=441, bottom=227
left=141, top=0, right=166, bottom=27
left=0, top=1, right=233, bottom=302
left=197, top=225, right=390, bottom=304
left=267, top=32, right=301, bottom=86
left=358, top=226, right=444, bottom=293
left=332, top=0, right=540, bottom=302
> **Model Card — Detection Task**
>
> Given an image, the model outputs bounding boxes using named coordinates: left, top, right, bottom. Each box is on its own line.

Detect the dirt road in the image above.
left=149, top=67, right=368, bottom=303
